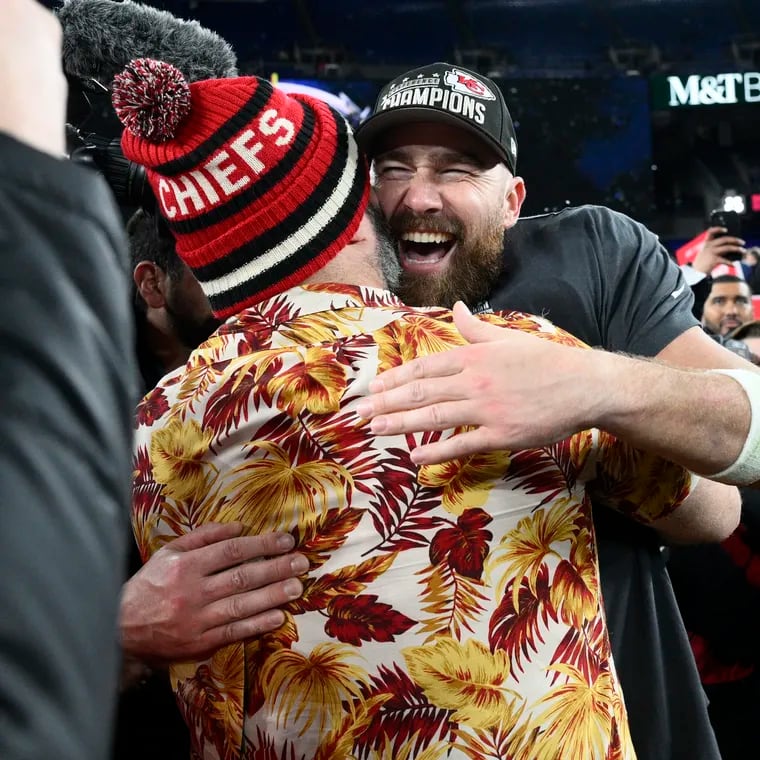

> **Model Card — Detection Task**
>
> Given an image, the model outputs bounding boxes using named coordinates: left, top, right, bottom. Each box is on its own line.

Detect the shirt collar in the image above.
left=229, top=283, right=405, bottom=325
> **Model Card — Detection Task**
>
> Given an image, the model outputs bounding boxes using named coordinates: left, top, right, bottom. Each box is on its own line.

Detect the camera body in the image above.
left=66, top=75, right=153, bottom=211
left=68, top=126, right=152, bottom=210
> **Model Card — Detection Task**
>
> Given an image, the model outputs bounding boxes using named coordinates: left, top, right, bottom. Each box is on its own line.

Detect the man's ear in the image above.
left=503, top=175, right=526, bottom=229
left=133, top=262, right=167, bottom=309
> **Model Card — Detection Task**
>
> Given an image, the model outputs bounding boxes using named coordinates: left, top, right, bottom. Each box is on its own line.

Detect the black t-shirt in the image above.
left=478, top=205, right=720, bottom=760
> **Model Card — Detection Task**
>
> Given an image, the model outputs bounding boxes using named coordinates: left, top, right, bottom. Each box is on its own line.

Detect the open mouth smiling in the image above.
left=399, top=230, right=456, bottom=271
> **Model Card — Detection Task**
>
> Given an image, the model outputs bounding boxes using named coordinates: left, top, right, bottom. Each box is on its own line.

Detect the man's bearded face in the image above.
left=389, top=205, right=506, bottom=308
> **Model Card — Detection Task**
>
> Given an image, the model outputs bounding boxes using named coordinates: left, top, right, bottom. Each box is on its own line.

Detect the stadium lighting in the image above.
left=722, top=190, right=747, bottom=214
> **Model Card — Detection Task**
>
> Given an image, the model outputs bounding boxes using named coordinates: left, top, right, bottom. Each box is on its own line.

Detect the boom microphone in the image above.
left=58, top=0, right=238, bottom=208
left=57, top=0, right=238, bottom=87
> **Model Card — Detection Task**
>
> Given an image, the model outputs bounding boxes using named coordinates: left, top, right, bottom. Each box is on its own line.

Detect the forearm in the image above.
left=652, top=476, right=740, bottom=544
left=592, top=351, right=750, bottom=480
left=359, top=307, right=759, bottom=483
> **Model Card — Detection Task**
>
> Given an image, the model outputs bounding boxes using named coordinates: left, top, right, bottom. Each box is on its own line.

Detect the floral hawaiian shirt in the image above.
left=132, top=283, right=694, bottom=760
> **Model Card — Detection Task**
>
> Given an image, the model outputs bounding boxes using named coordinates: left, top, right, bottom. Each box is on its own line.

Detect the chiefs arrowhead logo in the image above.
left=444, top=69, right=496, bottom=100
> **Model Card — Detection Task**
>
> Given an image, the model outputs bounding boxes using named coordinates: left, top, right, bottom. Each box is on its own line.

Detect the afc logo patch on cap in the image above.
left=444, top=69, right=496, bottom=101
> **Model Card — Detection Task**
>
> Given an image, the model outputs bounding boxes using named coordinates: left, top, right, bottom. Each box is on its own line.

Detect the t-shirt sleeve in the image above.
left=589, top=207, right=699, bottom=355
left=587, top=429, right=697, bottom=524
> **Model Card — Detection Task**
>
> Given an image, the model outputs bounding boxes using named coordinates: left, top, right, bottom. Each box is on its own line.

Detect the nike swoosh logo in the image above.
left=671, top=285, right=685, bottom=299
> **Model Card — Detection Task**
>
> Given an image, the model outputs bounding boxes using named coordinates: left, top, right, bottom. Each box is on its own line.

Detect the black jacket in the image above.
left=0, top=133, right=137, bottom=759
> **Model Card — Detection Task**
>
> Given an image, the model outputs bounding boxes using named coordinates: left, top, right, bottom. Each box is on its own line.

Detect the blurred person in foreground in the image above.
left=353, top=62, right=760, bottom=760
left=741, top=245, right=760, bottom=283
left=113, top=59, right=739, bottom=759
left=0, top=1, right=135, bottom=758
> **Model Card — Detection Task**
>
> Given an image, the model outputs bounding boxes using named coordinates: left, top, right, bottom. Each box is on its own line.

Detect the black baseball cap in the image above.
left=355, top=62, right=518, bottom=175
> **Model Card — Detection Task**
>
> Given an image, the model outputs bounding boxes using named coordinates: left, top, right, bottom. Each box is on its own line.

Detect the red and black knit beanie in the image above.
left=112, top=58, right=370, bottom=318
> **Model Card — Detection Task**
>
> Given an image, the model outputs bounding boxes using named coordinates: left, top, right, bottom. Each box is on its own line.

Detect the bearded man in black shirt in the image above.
left=355, top=62, right=760, bottom=760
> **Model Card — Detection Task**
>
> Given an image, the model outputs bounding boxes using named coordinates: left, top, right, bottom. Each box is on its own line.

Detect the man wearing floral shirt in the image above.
left=115, top=60, right=738, bottom=759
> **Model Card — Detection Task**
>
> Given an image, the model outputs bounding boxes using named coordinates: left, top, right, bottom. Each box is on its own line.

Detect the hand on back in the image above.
left=121, top=522, right=308, bottom=664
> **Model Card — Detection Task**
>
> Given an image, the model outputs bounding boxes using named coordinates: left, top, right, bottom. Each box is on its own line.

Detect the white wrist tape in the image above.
left=708, top=369, right=760, bottom=485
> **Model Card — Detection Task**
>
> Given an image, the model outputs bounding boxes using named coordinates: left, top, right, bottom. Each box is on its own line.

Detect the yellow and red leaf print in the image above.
left=218, top=291, right=298, bottom=337
left=591, top=437, right=693, bottom=524
left=132, top=445, right=163, bottom=522
left=275, top=308, right=363, bottom=346
left=355, top=663, right=454, bottom=759
left=550, top=531, right=599, bottom=628
left=132, top=288, right=661, bottom=759
left=487, top=499, right=579, bottom=605
left=417, top=562, right=489, bottom=641
left=218, top=441, right=353, bottom=535
left=450, top=697, right=532, bottom=760
left=313, top=693, right=393, bottom=760
left=505, top=441, right=580, bottom=507
left=403, top=638, right=519, bottom=730
left=149, top=417, right=214, bottom=503
left=135, top=385, right=169, bottom=428
left=202, top=362, right=274, bottom=442
left=418, top=450, right=511, bottom=515
left=530, top=663, right=618, bottom=760
left=260, top=642, right=367, bottom=735
left=173, top=354, right=230, bottom=415
left=325, top=594, right=415, bottom=645
left=294, top=506, right=366, bottom=570
left=266, top=346, right=348, bottom=416
left=489, top=562, right=557, bottom=675
left=429, top=508, right=493, bottom=579
left=549, top=615, right=607, bottom=688
left=374, top=312, right=462, bottom=372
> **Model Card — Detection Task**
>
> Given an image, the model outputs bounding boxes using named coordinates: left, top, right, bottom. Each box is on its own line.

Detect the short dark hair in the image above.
left=711, top=274, right=749, bottom=287
left=126, top=208, right=184, bottom=281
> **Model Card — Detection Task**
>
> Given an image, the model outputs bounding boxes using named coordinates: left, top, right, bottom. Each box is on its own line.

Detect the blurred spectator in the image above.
left=701, top=275, right=753, bottom=337
left=668, top=487, right=760, bottom=760
left=727, top=320, right=760, bottom=364
left=741, top=246, right=760, bottom=284
left=128, top=208, right=219, bottom=392
left=114, top=209, right=208, bottom=759
left=668, top=315, right=760, bottom=760
left=681, top=227, right=746, bottom=319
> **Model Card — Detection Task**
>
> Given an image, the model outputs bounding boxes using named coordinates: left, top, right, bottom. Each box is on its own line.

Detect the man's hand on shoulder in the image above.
left=121, top=522, right=308, bottom=665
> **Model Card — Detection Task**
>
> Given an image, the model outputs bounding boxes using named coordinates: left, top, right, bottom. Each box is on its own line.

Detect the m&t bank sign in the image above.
left=651, top=73, right=760, bottom=108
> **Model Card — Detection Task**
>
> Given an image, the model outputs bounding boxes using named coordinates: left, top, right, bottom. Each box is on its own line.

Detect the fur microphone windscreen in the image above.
left=57, top=0, right=239, bottom=86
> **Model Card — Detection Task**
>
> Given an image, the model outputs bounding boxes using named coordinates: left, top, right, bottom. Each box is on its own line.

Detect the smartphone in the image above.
left=709, top=209, right=743, bottom=260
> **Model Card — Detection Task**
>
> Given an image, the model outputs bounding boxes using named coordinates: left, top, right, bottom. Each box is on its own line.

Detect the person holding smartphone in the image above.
left=681, top=215, right=747, bottom=319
